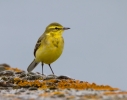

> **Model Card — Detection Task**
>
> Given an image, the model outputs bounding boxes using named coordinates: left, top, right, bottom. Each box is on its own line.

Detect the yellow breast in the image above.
left=35, top=36, right=64, bottom=64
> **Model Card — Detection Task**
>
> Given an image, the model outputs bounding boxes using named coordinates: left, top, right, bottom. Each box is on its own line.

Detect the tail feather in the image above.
left=27, top=59, right=39, bottom=72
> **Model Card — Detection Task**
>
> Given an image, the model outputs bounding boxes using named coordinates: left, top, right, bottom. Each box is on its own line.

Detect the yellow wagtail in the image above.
left=27, top=22, right=70, bottom=74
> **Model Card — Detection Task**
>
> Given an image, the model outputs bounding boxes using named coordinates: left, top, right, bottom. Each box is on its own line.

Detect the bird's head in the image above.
left=45, top=22, right=70, bottom=37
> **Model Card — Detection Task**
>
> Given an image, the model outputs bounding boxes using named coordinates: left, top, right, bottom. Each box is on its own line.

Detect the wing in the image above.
left=34, top=34, right=44, bottom=57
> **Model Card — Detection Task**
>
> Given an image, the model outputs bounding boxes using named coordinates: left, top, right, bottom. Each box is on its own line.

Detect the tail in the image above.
left=27, top=59, right=39, bottom=72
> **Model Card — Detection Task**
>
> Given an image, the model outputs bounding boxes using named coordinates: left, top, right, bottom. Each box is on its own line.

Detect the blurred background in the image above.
left=0, top=1, right=127, bottom=90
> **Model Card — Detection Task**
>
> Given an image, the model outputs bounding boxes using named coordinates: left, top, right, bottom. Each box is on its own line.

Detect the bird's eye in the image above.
left=55, top=27, right=59, bottom=30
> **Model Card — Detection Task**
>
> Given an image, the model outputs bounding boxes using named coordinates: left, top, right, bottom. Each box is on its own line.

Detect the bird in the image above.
left=27, top=22, right=70, bottom=75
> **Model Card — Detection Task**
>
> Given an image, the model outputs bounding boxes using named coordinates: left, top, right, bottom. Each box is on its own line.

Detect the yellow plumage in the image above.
left=35, top=35, right=64, bottom=64
left=27, top=22, right=70, bottom=74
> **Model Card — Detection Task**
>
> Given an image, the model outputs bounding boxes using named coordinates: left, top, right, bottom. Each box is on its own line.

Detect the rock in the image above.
left=29, top=87, right=38, bottom=90
left=25, top=74, right=46, bottom=80
left=0, top=81, right=14, bottom=87
left=0, top=64, right=10, bottom=72
left=45, top=74, right=58, bottom=80
left=27, top=72, right=36, bottom=76
left=19, top=71, right=27, bottom=78
left=15, top=71, right=25, bottom=74
left=57, top=75, right=72, bottom=79
left=0, top=70, right=14, bottom=76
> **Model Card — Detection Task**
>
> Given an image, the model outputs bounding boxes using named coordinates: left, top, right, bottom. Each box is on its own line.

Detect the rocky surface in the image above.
left=0, top=63, right=127, bottom=100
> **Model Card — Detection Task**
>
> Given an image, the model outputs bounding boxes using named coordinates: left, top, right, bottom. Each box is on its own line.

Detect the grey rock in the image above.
left=0, top=64, right=10, bottom=72
left=45, top=74, right=58, bottom=80
left=57, top=75, right=72, bottom=79
left=19, top=71, right=27, bottom=78
left=0, top=70, right=14, bottom=76
left=29, top=87, right=38, bottom=90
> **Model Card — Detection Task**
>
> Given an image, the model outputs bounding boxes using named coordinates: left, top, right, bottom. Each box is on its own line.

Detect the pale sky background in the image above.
left=0, top=1, right=127, bottom=90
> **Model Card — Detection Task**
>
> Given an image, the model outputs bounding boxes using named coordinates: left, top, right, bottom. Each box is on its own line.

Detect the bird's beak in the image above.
left=63, top=27, right=70, bottom=30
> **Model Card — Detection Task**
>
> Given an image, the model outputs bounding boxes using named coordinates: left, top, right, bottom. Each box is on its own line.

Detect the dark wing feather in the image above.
left=34, top=35, right=44, bottom=57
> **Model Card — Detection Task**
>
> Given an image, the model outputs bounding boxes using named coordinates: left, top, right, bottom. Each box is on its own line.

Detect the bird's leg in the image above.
left=48, top=64, right=54, bottom=75
left=41, top=63, right=44, bottom=75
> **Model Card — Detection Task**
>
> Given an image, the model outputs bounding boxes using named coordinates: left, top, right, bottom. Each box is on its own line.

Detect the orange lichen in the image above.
left=5, top=67, right=22, bottom=72
left=83, top=95, right=100, bottom=99
left=104, top=91, right=127, bottom=95
left=14, top=77, right=119, bottom=91
left=57, top=79, right=119, bottom=91
left=39, top=92, right=52, bottom=97
left=39, top=91, right=65, bottom=97
left=18, top=80, right=46, bottom=87
left=0, top=65, right=123, bottom=99
left=66, top=96, right=75, bottom=99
